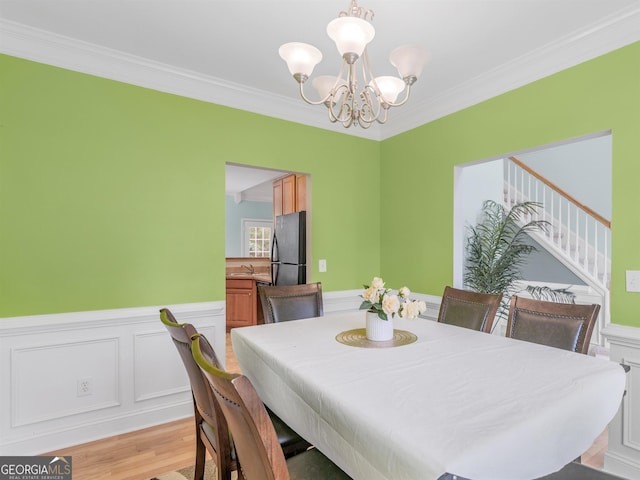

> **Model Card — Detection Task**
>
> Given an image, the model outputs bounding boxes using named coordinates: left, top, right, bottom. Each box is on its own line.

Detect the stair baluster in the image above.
left=504, top=156, right=610, bottom=292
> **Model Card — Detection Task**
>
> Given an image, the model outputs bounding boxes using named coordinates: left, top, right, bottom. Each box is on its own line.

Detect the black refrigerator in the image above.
left=271, top=211, right=306, bottom=285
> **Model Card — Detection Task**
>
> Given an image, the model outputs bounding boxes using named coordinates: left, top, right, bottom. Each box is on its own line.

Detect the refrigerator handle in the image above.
left=271, top=232, right=279, bottom=263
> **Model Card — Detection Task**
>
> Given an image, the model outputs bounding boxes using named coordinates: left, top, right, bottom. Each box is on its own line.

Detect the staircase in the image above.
left=503, top=156, right=611, bottom=343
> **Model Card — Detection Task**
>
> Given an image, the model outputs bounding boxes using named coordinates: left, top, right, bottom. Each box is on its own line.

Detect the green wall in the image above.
left=380, top=42, right=640, bottom=327
left=0, top=54, right=380, bottom=317
left=2, top=42, right=639, bottom=327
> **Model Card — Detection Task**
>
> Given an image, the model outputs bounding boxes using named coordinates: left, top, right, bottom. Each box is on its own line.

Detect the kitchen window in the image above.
left=242, top=219, right=272, bottom=257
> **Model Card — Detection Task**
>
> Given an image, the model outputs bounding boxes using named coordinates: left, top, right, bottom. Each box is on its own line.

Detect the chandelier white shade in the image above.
left=390, top=45, right=429, bottom=81
left=326, top=17, right=375, bottom=59
left=369, top=76, right=405, bottom=103
left=279, top=0, right=428, bottom=128
left=278, top=42, right=323, bottom=78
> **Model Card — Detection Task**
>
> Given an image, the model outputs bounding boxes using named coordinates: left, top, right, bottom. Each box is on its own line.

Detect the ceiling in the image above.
left=2, top=0, right=639, bottom=143
left=225, top=164, right=285, bottom=202
left=1, top=0, right=638, bottom=195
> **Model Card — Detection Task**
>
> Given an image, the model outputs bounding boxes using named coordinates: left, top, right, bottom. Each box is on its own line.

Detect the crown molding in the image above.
left=382, top=5, right=640, bottom=139
left=0, top=19, right=380, bottom=140
left=1, top=5, right=639, bottom=142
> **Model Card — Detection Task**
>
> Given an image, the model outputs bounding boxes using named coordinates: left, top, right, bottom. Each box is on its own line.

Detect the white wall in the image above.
left=453, top=159, right=503, bottom=287
left=225, top=195, right=273, bottom=257
left=517, top=134, right=611, bottom=220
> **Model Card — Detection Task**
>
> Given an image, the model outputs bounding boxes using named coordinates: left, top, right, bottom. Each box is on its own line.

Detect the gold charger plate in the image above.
left=335, top=328, right=417, bottom=348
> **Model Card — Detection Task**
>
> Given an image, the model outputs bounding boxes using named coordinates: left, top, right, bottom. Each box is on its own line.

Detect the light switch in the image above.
left=626, top=270, right=640, bottom=292
left=319, top=259, right=327, bottom=273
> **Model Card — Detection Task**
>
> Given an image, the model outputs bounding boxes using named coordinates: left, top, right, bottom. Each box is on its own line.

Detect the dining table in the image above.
left=230, top=311, right=626, bottom=480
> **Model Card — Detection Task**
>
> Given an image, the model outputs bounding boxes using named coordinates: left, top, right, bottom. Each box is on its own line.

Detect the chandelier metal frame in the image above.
left=279, top=0, right=428, bottom=129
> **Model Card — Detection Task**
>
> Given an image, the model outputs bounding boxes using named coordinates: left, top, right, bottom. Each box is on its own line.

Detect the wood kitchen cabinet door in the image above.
left=282, top=174, right=296, bottom=214
left=273, top=179, right=283, bottom=218
left=295, top=174, right=307, bottom=211
left=226, top=279, right=257, bottom=330
left=273, top=174, right=307, bottom=217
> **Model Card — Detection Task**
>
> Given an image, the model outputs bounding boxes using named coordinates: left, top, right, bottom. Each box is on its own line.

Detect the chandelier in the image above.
left=278, top=0, right=428, bottom=129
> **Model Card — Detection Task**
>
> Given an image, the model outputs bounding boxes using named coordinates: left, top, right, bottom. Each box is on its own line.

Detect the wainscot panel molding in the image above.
left=323, top=289, right=365, bottom=315
left=602, top=323, right=640, bottom=480
left=0, top=301, right=225, bottom=455
left=0, top=290, right=457, bottom=455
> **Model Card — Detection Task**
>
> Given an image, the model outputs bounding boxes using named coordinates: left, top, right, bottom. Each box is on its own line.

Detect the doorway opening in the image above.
left=453, top=131, right=612, bottom=339
left=224, top=162, right=311, bottom=277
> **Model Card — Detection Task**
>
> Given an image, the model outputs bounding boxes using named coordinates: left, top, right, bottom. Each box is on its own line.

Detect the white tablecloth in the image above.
left=231, top=312, right=626, bottom=480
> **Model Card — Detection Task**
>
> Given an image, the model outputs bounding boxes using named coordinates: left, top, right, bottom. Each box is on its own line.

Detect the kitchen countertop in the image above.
left=225, top=272, right=272, bottom=284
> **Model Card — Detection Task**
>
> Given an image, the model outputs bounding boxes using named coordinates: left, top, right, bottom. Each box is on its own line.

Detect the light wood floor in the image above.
left=41, top=333, right=607, bottom=479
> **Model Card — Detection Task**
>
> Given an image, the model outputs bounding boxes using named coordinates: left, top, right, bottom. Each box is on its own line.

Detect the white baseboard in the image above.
left=2, top=400, right=194, bottom=456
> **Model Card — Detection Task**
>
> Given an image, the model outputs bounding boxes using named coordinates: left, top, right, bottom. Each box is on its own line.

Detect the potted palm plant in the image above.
left=464, top=199, right=549, bottom=326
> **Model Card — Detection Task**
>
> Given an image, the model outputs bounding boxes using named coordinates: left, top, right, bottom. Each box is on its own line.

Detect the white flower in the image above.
left=360, top=277, right=423, bottom=320
left=381, top=294, right=400, bottom=316
left=362, top=286, right=380, bottom=304
left=400, top=300, right=425, bottom=319
left=371, top=277, right=385, bottom=290
left=416, top=301, right=427, bottom=314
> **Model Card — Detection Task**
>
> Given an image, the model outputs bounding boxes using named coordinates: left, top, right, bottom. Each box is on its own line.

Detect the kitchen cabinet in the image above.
left=295, top=174, right=307, bottom=212
left=273, top=178, right=283, bottom=217
left=273, top=174, right=306, bottom=217
left=225, top=277, right=266, bottom=331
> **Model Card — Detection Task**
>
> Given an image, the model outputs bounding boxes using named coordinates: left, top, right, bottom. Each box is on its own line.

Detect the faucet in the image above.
left=241, top=264, right=255, bottom=274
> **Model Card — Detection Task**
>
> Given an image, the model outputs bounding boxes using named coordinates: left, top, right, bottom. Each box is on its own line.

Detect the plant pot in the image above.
left=366, top=310, right=394, bottom=341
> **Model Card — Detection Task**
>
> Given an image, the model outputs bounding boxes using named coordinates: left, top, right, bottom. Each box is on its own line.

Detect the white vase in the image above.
left=366, top=310, right=394, bottom=341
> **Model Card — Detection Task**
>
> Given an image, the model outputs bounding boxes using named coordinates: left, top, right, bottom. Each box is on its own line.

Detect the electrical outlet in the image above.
left=626, top=270, right=640, bottom=292
left=319, top=259, right=327, bottom=272
left=77, top=377, right=93, bottom=397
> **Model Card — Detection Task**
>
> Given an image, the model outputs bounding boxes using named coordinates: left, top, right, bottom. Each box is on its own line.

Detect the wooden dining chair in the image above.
left=191, top=333, right=351, bottom=480
left=505, top=296, right=600, bottom=354
left=160, top=309, right=311, bottom=480
left=160, top=308, right=235, bottom=480
left=258, top=282, right=324, bottom=324
left=437, top=286, right=502, bottom=333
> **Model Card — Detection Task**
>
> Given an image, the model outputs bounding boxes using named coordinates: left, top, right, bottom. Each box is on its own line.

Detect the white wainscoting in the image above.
left=0, top=302, right=225, bottom=456
left=14, top=287, right=627, bottom=460
left=602, top=324, right=640, bottom=479
left=0, top=290, right=440, bottom=455
left=323, top=289, right=442, bottom=320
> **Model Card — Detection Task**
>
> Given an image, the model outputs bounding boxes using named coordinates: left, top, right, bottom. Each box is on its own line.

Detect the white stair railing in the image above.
left=504, top=156, right=611, bottom=291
